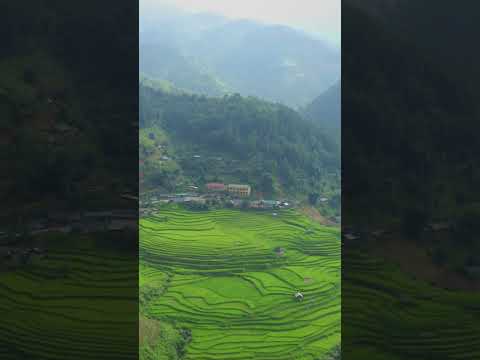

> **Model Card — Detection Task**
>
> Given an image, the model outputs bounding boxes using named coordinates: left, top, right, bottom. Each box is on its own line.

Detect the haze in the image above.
left=141, top=0, right=341, bottom=46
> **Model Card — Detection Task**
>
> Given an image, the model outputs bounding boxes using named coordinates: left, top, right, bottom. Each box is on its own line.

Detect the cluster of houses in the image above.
left=140, top=184, right=292, bottom=213
left=141, top=182, right=253, bottom=206
left=229, top=199, right=290, bottom=210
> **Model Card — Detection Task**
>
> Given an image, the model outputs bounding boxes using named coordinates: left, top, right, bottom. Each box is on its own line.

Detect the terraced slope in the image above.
left=140, top=206, right=340, bottom=360
left=0, top=232, right=137, bottom=360
left=343, top=250, right=480, bottom=359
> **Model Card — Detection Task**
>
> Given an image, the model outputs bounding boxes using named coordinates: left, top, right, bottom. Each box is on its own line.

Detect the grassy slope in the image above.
left=140, top=206, right=340, bottom=360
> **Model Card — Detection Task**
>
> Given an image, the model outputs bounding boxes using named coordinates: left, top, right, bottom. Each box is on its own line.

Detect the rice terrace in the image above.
left=140, top=205, right=341, bottom=359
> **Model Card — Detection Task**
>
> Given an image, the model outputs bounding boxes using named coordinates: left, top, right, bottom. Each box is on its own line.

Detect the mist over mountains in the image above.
left=139, top=5, right=340, bottom=108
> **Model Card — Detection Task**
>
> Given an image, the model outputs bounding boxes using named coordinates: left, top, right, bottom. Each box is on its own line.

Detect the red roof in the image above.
left=206, top=183, right=225, bottom=190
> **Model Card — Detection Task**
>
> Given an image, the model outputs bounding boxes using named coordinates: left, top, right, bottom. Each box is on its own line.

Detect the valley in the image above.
left=138, top=3, right=341, bottom=359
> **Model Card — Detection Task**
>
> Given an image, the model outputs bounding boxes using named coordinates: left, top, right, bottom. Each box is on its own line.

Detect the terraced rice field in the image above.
left=0, top=232, right=137, bottom=360
left=140, top=206, right=341, bottom=360
left=343, top=250, right=480, bottom=359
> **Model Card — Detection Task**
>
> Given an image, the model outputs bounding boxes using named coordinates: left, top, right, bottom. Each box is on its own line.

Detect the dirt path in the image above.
left=299, top=206, right=336, bottom=226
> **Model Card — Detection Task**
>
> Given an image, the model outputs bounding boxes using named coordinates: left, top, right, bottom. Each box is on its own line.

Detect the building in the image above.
left=261, top=200, right=278, bottom=209
left=229, top=199, right=244, bottom=208
left=206, top=183, right=226, bottom=192
left=184, top=196, right=207, bottom=205
left=227, top=184, right=251, bottom=197
left=249, top=200, right=262, bottom=209
left=294, top=291, right=304, bottom=301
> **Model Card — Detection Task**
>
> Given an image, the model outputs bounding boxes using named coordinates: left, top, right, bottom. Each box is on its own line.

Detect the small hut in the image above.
left=294, top=291, right=304, bottom=301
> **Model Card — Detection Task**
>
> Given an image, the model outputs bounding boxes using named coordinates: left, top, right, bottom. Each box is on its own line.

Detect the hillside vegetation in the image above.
left=303, top=81, right=340, bottom=143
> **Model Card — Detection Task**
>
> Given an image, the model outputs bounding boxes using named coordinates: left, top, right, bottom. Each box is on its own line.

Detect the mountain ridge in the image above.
left=139, top=7, right=340, bottom=108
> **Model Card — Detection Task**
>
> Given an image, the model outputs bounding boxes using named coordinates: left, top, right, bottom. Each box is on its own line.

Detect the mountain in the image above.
left=210, top=24, right=340, bottom=108
left=139, top=41, right=229, bottom=97
left=139, top=6, right=340, bottom=108
left=140, top=82, right=340, bottom=212
left=304, top=81, right=341, bottom=134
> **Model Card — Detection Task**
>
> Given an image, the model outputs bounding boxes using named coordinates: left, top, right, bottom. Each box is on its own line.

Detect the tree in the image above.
left=308, top=192, right=320, bottom=205
left=260, top=173, right=274, bottom=195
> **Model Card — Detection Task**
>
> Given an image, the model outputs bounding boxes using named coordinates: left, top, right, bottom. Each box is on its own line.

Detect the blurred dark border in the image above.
left=0, top=1, right=138, bottom=359
left=342, top=1, right=480, bottom=359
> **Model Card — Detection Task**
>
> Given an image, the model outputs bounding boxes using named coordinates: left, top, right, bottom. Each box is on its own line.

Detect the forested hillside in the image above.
left=140, top=83, right=340, bottom=211
left=139, top=41, right=229, bottom=97
left=139, top=5, right=340, bottom=108
left=303, top=81, right=340, bottom=141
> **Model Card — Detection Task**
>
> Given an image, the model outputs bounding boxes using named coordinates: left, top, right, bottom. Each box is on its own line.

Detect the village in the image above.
left=140, top=182, right=297, bottom=217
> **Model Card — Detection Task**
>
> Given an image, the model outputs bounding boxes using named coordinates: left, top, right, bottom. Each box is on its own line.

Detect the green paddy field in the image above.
left=140, top=206, right=341, bottom=360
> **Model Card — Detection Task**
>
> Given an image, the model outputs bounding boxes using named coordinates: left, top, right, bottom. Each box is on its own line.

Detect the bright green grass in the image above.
left=343, top=250, right=480, bottom=359
left=140, top=206, right=341, bottom=360
left=0, top=232, right=137, bottom=360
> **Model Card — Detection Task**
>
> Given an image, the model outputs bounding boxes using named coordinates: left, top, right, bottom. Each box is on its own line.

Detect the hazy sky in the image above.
left=142, top=0, right=341, bottom=46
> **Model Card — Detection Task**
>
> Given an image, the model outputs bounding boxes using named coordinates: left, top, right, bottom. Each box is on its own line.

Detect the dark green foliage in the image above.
left=260, top=173, right=275, bottom=196
left=140, top=41, right=228, bottom=97
left=2, top=1, right=138, bottom=209
left=303, top=81, right=340, bottom=142
left=343, top=3, right=479, bottom=226
left=454, top=205, right=480, bottom=246
left=343, top=4, right=480, bottom=359
left=309, top=193, right=320, bottom=206
left=401, top=207, right=428, bottom=240
left=139, top=318, right=190, bottom=360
